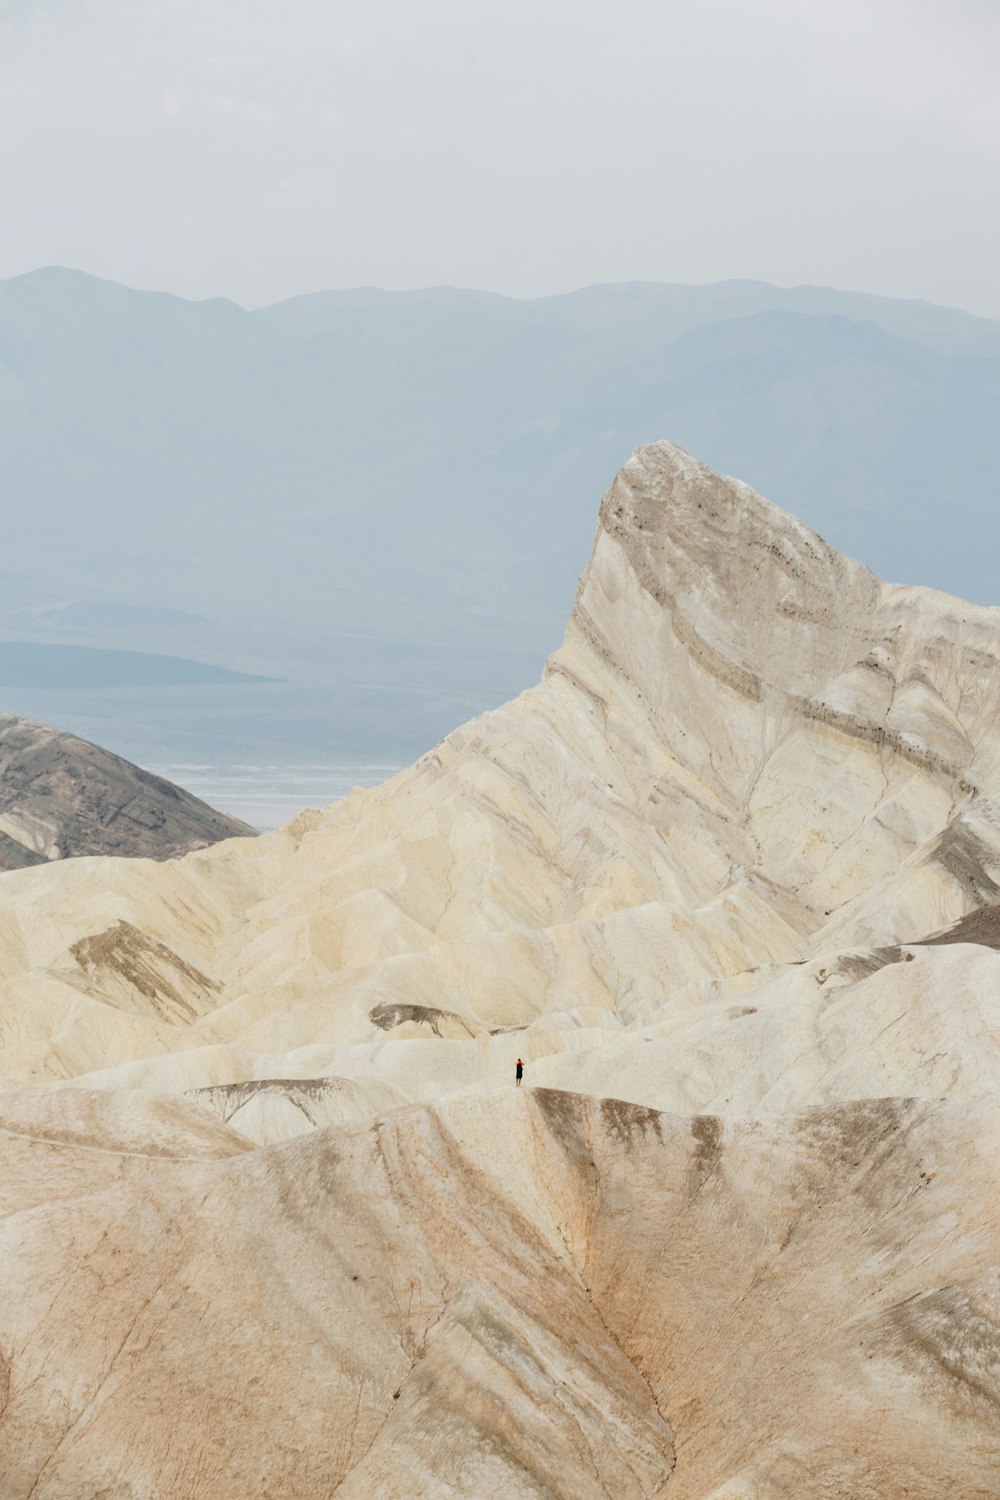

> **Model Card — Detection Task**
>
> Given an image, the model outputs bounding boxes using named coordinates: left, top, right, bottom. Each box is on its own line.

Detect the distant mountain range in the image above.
left=0, top=642, right=270, bottom=690
left=2, top=268, right=998, bottom=766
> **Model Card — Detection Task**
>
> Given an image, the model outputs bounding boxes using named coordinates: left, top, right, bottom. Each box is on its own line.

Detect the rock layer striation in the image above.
left=2, top=444, right=1000, bottom=1494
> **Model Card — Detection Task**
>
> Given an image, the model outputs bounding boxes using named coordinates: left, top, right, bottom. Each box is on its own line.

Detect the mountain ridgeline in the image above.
left=5, top=446, right=1000, bottom=1493
left=1, top=268, right=999, bottom=767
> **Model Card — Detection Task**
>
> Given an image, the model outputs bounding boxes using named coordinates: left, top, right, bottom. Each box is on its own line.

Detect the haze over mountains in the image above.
left=6, top=446, right=1000, bottom=1494
left=2, top=267, right=1000, bottom=786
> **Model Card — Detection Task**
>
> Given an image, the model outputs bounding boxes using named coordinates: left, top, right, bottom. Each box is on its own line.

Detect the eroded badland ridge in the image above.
left=3, top=443, right=1000, bottom=1496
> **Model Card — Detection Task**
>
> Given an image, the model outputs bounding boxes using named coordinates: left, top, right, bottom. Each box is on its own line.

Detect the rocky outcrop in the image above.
left=0, top=444, right=999, bottom=1085
left=4, top=444, right=1000, bottom=1493
left=0, top=715, right=254, bottom=868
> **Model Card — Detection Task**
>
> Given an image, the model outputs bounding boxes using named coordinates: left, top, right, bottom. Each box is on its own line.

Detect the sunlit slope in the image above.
left=2, top=443, right=1000, bottom=1103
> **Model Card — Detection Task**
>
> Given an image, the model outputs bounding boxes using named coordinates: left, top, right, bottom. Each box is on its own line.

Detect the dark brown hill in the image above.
left=0, top=715, right=254, bottom=869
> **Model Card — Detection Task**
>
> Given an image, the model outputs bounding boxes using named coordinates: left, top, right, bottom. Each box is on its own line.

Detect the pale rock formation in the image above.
left=0, top=443, right=998, bottom=1095
left=184, top=1073, right=408, bottom=1143
left=2, top=1085, right=1000, bottom=1498
left=2, top=443, right=1000, bottom=1493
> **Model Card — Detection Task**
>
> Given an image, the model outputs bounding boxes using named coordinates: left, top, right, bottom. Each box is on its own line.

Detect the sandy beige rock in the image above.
left=4, top=443, right=1000, bottom=1495
left=2, top=1086, right=999, bottom=1498
left=3, top=443, right=1000, bottom=1101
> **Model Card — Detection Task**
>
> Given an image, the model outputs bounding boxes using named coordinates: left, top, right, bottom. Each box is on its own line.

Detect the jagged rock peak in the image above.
left=556, top=439, right=993, bottom=715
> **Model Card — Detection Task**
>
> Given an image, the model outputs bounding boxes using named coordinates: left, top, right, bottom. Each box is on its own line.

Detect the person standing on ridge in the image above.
left=515, top=1058, right=524, bottom=1087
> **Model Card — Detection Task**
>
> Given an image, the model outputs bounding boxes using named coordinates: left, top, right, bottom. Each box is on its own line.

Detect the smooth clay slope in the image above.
left=3, top=444, right=1000, bottom=1495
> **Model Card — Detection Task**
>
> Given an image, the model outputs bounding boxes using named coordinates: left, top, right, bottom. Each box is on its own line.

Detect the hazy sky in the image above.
left=2, top=0, right=998, bottom=314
